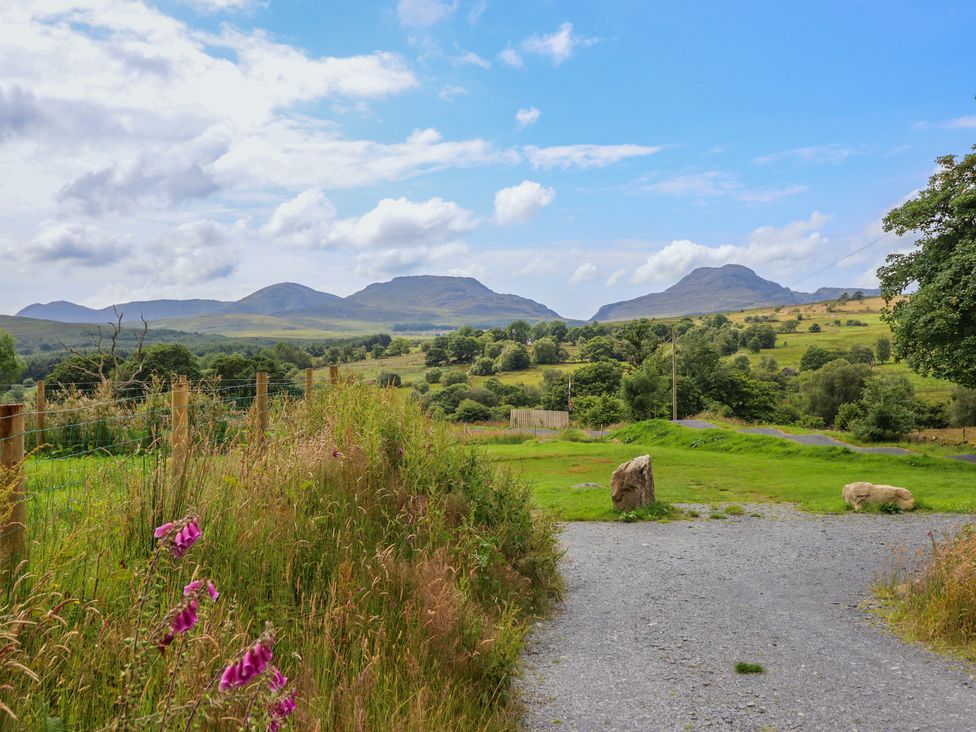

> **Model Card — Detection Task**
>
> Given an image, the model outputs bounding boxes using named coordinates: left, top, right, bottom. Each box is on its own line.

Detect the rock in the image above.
left=842, top=481, right=915, bottom=511
left=611, top=455, right=655, bottom=510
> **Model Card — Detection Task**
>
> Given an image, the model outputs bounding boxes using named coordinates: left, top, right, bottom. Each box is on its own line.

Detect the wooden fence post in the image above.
left=305, top=368, right=314, bottom=401
left=35, top=381, right=46, bottom=450
left=171, top=376, right=189, bottom=473
left=0, top=404, right=26, bottom=559
left=255, top=371, right=269, bottom=445
left=329, top=365, right=340, bottom=385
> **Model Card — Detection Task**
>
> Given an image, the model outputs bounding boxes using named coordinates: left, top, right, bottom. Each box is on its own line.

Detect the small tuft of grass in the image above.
left=616, top=501, right=678, bottom=523
left=709, top=513, right=727, bottom=520
left=735, top=661, right=765, bottom=674
left=724, top=504, right=745, bottom=516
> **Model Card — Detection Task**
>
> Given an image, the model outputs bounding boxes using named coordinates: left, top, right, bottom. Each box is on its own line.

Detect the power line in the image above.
left=787, top=231, right=892, bottom=290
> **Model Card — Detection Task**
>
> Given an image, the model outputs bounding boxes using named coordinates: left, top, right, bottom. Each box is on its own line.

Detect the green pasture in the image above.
left=481, top=421, right=976, bottom=520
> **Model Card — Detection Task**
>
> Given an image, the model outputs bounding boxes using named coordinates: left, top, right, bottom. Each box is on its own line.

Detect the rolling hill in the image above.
left=592, top=264, right=880, bottom=321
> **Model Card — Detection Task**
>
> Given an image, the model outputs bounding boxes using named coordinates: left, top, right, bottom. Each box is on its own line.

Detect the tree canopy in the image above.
left=878, top=146, right=976, bottom=387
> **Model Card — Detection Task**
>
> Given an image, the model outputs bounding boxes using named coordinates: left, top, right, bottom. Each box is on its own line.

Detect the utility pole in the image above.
left=671, top=326, right=677, bottom=421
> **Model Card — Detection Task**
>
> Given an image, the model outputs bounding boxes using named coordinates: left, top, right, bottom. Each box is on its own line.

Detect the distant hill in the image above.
left=592, top=264, right=880, bottom=321
left=15, top=276, right=564, bottom=332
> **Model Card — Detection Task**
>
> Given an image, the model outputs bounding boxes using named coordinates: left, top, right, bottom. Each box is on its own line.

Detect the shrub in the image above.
left=532, top=337, right=562, bottom=365
left=442, top=370, right=468, bottom=386
left=808, top=323, right=822, bottom=333
left=834, top=401, right=865, bottom=431
left=875, top=336, right=892, bottom=364
left=495, top=343, right=531, bottom=372
left=469, top=357, right=496, bottom=376
left=377, top=371, right=401, bottom=388
left=453, top=398, right=492, bottom=422
left=948, top=387, right=976, bottom=427
left=573, top=394, right=627, bottom=429
left=425, top=368, right=442, bottom=384
left=850, top=374, right=916, bottom=442
left=799, top=358, right=869, bottom=426
left=848, top=344, right=875, bottom=365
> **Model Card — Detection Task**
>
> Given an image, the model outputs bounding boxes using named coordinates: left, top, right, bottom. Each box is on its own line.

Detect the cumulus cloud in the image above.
left=455, top=50, right=491, bottom=69
left=569, top=262, right=598, bottom=283
left=515, top=107, right=541, bottom=129
left=497, top=48, right=524, bottom=68
left=397, top=0, right=458, bottom=27
left=637, top=170, right=805, bottom=202
left=131, top=219, right=242, bottom=285
left=264, top=188, right=338, bottom=247
left=177, top=0, right=266, bottom=12
left=329, top=196, right=477, bottom=249
left=631, top=212, right=831, bottom=285
left=521, top=22, right=597, bottom=65
left=525, top=143, right=661, bottom=170
left=27, top=223, right=128, bottom=265
left=355, top=242, right=469, bottom=277
left=493, top=180, right=555, bottom=225
left=753, top=145, right=862, bottom=166
left=606, top=269, right=627, bottom=286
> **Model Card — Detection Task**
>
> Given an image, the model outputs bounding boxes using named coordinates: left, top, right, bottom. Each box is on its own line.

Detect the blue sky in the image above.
left=1, top=0, right=974, bottom=319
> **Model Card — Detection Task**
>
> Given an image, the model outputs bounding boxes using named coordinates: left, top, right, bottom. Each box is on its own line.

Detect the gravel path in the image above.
left=520, top=511, right=976, bottom=731
left=949, top=454, right=976, bottom=464
left=737, top=427, right=913, bottom=455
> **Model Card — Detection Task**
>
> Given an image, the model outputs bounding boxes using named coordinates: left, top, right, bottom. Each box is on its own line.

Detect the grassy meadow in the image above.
left=478, top=421, right=976, bottom=520
left=1, top=383, right=561, bottom=730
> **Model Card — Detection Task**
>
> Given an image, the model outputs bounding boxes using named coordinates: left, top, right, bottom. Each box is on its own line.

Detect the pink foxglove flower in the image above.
left=268, top=691, right=297, bottom=731
left=153, top=522, right=175, bottom=539
left=268, top=667, right=288, bottom=692
left=183, top=578, right=220, bottom=602
left=172, top=520, right=202, bottom=558
left=156, top=599, right=199, bottom=651
left=206, top=580, right=219, bottom=602
left=219, top=631, right=275, bottom=691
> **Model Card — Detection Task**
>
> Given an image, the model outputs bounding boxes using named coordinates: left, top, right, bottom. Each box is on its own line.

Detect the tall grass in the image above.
left=875, top=525, right=976, bottom=659
left=1, top=382, right=561, bottom=730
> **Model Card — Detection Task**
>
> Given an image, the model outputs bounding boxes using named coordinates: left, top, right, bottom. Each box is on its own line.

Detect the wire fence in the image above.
left=0, top=369, right=332, bottom=556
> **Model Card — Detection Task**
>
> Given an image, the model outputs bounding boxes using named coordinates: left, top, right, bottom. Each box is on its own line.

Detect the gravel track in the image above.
left=520, top=511, right=976, bottom=732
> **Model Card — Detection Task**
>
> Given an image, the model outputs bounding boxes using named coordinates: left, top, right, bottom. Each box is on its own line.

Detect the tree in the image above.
left=377, top=371, right=401, bottom=388
left=878, top=147, right=976, bottom=387
left=495, top=343, right=531, bottom=372
left=447, top=335, right=481, bottom=363
left=453, top=398, right=491, bottom=423
left=573, top=395, right=626, bottom=430
left=532, top=337, right=561, bottom=365
left=0, top=330, right=23, bottom=385
left=614, top=319, right=661, bottom=365
left=424, top=336, right=449, bottom=367
left=850, top=375, right=916, bottom=442
left=370, top=344, right=386, bottom=359
left=621, top=358, right=669, bottom=420
left=799, top=358, right=870, bottom=426
left=385, top=337, right=412, bottom=357
left=875, top=336, right=892, bottom=364
left=124, top=343, right=201, bottom=384
left=948, top=387, right=976, bottom=427
left=847, top=344, right=875, bottom=365
left=579, top=336, right=619, bottom=362
left=506, top=320, right=531, bottom=345
left=800, top=346, right=846, bottom=372
left=442, top=370, right=469, bottom=386
left=469, top=357, right=496, bottom=376
left=47, top=354, right=109, bottom=394
left=425, top=368, right=442, bottom=384
left=274, top=342, right=313, bottom=369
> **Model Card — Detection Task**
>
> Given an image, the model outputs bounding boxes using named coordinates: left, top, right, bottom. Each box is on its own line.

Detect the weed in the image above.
left=724, top=504, right=745, bottom=516
left=735, top=662, right=765, bottom=674
left=616, top=501, right=677, bottom=523
left=709, top=513, right=727, bottom=520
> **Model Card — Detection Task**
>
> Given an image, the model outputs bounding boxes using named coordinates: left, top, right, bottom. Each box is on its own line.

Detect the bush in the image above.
left=800, top=345, right=846, bottom=371
left=413, top=381, right=430, bottom=394
left=875, top=336, right=892, bottom=364
left=495, top=343, right=531, bottom=372
left=948, top=387, right=976, bottom=427
left=799, top=358, right=869, bottom=426
left=835, top=401, right=865, bottom=431
left=573, top=394, right=627, bottom=429
left=808, top=323, right=822, bottom=333
left=377, top=371, right=401, bottom=388
left=425, top=368, right=442, bottom=384
left=850, top=375, right=916, bottom=442
left=453, top=398, right=492, bottom=422
left=532, top=337, right=562, bottom=365
left=469, top=357, right=496, bottom=376
left=442, top=370, right=468, bottom=386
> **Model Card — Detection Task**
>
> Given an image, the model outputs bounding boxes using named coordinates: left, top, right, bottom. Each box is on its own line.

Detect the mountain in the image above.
left=591, top=264, right=880, bottom=321
left=344, top=276, right=561, bottom=322
left=15, top=276, right=563, bottom=331
left=17, top=283, right=344, bottom=324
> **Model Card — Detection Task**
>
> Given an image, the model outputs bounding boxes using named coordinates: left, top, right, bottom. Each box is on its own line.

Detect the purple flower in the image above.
left=156, top=599, right=199, bottom=651
left=183, top=578, right=219, bottom=602
left=206, top=580, right=219, bottom=602
left=268, top=691, right=297, bottom=730
left=331, top=448, right=344, bottom=459
left=268, top=667, right=288, bottom=692
left=153, top=522, right=174, bottom=539
left=172, top=520, right=202, bottom=558
left=219, top=634, right=275, bottom=691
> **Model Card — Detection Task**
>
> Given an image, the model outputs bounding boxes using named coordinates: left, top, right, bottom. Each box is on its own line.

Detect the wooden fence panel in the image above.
left=509, top=408, right=570, bottom=430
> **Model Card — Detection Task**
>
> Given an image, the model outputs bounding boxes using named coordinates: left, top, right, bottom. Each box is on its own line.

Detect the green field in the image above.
left=481, top=421, right=976, bottom=520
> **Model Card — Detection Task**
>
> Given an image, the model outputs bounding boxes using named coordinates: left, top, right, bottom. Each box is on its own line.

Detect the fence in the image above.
left=509, top=408, right=570, bottom=431
left=0, top=367, right=341, bottom=560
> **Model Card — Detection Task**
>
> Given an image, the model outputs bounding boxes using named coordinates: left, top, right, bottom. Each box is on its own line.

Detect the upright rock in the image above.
left=842, top=481, right=916, bottom=511
left=611, top=455, right=655, bottom=510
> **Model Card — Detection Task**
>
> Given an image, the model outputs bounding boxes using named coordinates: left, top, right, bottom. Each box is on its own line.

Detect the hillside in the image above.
left=16, top=276, right=565, bottom=334
left=592, top=264, right=880, bottom=321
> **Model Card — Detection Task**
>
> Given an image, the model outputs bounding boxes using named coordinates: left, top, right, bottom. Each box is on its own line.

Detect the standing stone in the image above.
left=842, top=481, right=915, bottom=511
left=611, top=455, right=655, bottom=510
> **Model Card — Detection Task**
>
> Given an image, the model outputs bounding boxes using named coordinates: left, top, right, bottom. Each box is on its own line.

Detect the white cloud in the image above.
left=606, top=269, right=627, bottom=286
left=27, top=223, right=128, bottom=265
left=397, top=0, right=458, bottom=27
left=525, top=144, right=661, bottom=170
left=467, top=0, right=487, bottom=25
left=942, top=116, right=976, bottom=129
left=521, top=22, right=597, bottom=65
left=637, top=171, right=805, bottom=202
left=326, top=196, right=478, bottom=249
left=753, top=145, right=862, bottom=165
left=497, top=48, right=524, bottom=68
left=569, top=262, right=598, bottom=283
left=264, top=188, right=337, bottom=247
left=438, top=84, right=469, bottom=100
left=355, top=242, right=469, bottom=277
left=493, top=180, right=555, bottom=225
left=631, top=212, right=831, bottom=285
left=455, top=50, right=491, bottom=69
left=130, top=219, right=244, bottom=285
left=515, top=106, right=541, bottom=129
left=177, top=0, right=266, bottom=13
left=515, top=256, right=560, bottom=277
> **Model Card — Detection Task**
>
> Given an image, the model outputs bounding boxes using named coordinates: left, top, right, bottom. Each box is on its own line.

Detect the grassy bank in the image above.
left=481, top=421, right=976, bottom=519
left=1, top=383, right=561, bottom=730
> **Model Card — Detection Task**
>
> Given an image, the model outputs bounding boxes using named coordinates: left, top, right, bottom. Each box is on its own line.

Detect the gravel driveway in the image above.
left=520, top=510, right=976, bottom=732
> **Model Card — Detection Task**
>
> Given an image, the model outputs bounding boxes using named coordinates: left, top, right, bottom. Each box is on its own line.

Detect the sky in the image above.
left=1, top=0, right=974, bottom=320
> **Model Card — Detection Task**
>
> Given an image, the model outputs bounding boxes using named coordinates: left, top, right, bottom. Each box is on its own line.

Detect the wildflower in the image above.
left=156, top=599, right=199, bottom=651
left=268, top=691, right=297, bottom=731
left=183, top=579, right=220, bottom=603
left=154, top=515, right=203, bottom=558
left=219, top=631, right=275, bottom=691
left=331, top=448, right=344, bottom=459
left=268, top=667, right=288, bottom=692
